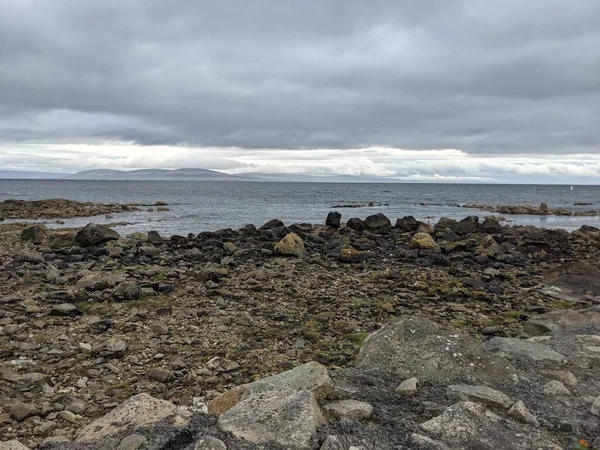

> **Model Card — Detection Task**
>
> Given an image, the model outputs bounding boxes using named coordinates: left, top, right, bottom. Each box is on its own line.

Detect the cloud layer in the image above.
left=0, top=0, right=599, bottom=181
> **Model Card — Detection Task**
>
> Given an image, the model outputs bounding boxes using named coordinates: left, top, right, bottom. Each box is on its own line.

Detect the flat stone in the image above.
left=147, top=368, right=174, bottom=383
left=395, top=377, right=418, bottom=396
left=0, top=441, right=31, bottom=450
left=63, top=396, right=86, bottom=415
left=542, top=380, right=571, bottom=396
left=447, top=385, right=513, bottom=409
left=9, top=401, right=40, bottom=422
left=508, top=401, right=540, bottom=427
left=485, top=337, right=566, bottom=362
left=50, top=303, right=83, bottom=317
left=542, top=370, right=578, bottom=386
left=76, top=393, right=190, bottom=442
left=218, top=387, right=323, bottom=450
left=117, top=434, right=148, bottom=450
left=322, top=400, right=373, bottom=421
left=194, top=436, right=227, bottom=450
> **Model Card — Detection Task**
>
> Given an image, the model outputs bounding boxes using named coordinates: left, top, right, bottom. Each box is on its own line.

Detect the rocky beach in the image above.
left=1, top=200, right=600, bottom=450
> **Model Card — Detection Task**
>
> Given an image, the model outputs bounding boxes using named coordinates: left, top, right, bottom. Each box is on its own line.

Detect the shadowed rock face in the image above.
left=75, top=223, right=120, bottom=247
left=543, top=261, right=600, bottom=295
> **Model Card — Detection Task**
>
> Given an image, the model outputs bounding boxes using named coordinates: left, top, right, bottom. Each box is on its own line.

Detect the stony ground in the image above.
left=1, top=209, right=600, bottom=449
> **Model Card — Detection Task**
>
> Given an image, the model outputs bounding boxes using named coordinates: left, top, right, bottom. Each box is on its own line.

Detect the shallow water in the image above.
left=1, top=180, right=599, bottom=235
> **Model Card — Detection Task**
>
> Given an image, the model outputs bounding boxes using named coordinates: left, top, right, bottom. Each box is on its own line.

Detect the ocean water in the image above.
left=0, top=180, right=599, bottom=235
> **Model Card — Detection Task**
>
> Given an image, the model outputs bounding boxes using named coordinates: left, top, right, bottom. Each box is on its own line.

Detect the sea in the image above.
left=1, top=180, right=599, bottom=235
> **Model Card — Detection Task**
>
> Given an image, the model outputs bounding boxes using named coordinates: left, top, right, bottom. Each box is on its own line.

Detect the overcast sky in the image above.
left=1, top=0, right=599, bottom=182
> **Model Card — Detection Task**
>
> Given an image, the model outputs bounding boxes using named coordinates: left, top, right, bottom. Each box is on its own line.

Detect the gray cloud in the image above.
left=0, top=0, right=599, bottom=156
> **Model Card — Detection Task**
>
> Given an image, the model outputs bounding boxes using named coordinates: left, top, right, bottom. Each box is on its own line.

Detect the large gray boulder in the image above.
left=356, top=316, right=505, bottom=382
left=485, top=337, right=566, bottom=362
left=363, top=213, right=391, bottom=231
left=0, top=441, right=31, bottom=450
left=75, top=223, right=119, bottom=247
left=417, top=402, right=561, bottom=450
left=218, top=387, right=323, bottom=450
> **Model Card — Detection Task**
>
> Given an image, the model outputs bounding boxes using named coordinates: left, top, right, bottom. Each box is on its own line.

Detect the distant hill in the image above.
left=0, top=170, right=69, bottom=179
left=66, top=168, right=251, bottom=181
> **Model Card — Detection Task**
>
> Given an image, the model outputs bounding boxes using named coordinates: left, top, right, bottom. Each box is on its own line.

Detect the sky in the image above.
left=0, top=0, right=599, bottom=183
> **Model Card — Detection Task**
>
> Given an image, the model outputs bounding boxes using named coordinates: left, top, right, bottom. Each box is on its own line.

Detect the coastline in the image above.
left=1, top=203, right=599, bottom=449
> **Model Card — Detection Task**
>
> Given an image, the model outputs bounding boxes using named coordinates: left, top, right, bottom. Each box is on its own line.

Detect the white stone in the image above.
left=322, top=400, right=373, bottom=421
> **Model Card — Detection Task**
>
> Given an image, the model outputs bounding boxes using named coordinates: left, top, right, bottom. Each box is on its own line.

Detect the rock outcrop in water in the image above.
left=463, top=202, right=600, bottom=217
left=1, top=209, right=599, bottom=448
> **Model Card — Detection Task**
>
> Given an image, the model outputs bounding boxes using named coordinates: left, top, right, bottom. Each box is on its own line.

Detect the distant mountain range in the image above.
left=0, top=170, right=70, bottom=179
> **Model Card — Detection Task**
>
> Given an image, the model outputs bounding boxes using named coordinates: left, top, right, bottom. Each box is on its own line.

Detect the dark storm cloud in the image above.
left=0, top=0, right=599, bottom=153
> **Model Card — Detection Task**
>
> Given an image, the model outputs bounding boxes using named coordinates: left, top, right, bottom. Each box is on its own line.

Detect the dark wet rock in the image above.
left=75, top=223, right=119, bottom=247
left=481, top=218, right=503, bottom=234
left=434, top=217, right=458, bottom=232
left=89, top=318, right=116, bottom=334
left=543, top=261, right=600, bottom=295
left=289, top=223, right=313, bottom=234
left=363, top=213, right=391, bottom=231
left=346, top=218, right=364, bottom=232
left=457, top=215, right=479, bottom=234
left=147, top=230, right=165, bottom=245
left=259, top=219, right=284, bottom=230
left=147, top=368, right=175, bottom=383
left=326, top=211, right=342, bottom=229
left=395, top=216, right=420, bottom=232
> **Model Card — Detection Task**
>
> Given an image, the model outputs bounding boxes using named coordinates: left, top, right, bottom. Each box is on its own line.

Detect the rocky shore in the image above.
left=463, top=202, right=599, bottom=217
left=0, top=199, right=170, bottom=221
left=1, top=207, right=600, bottom=449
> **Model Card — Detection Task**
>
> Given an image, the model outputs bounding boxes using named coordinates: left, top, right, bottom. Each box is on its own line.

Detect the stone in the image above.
left=218, top=387, right=323, bottom=450
left=117, top=434, right=148, bottom=450
left=542, top=370, right=578, bottom=386
left=346, top=218, right=364, bottom=232
left=105, top=338, right=128, bottom=354
left=363, top=213, right=391, bottom=231
left=194, top=436, right=227, bottom=450
left=591, top=396, right=600, bottom=416
left=542, top=380, right=571, bottom=396
left=151, top=322, right=170, bottom=336
left=508, top=401, right=539, bottom=427
left=419, top=402, right=561, bottom=450
left=147, top=231, right=164, bottom=244
left=63, top=396, right=86, bottom=415
left=395, top=377, right=419, bottom=396
left=274, top=232, right=307, bottom=257
left=9, top=401, right=40, bottom=422
left=259, top=219, right=285, bottom=230
left=485, top=337, right=566, bottom=362
left=475, top=235, right=503, bottom=258
left=223, top=242, right=237, bottom=254
left=322, top=400, right=373, bottom=421
left=326, top=211, right=342, bottom=228
left=524, top=307, right=600, bottom=336
left=17, top=250, right=44, bottom=264
left=113, top=282, right=142, bottom=300
left=457, top=216, right=479, bottom=234
left=0, top=441, right=31, bottom=450
left=20, top=224, right=48, bottom=244
left=481, top=218, right=503, bottom=234
left=410, top=233, right=438, bottom=250
left=147, top=368, right=174, bottom=383
left=128, top=232, right=148, bottom=241
left=395, top=216, right=420, bottom=232
left=319, top=435, right=375, bottom=450
left=50, top=303, right=83, bottom=317
left=2, top=324, right=20, bottom=336
left=209, top=362, right=333, bottom=415
left=76, top=393, right=190, bottom=442
left=356, top=316, right=495, bottom=382
left=75, top=223, right=120, bottom=247
left=446, top=385, right=513, bottom=409
left=58, top=411, right=79, bottom=423
left=41, top=437, right=71, bottom=446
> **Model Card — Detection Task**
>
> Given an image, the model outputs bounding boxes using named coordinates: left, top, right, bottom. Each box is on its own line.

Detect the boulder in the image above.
left=274, top=232, right=307, bottom=257
left=457, top=216, right=479, bottom=234
left=113, top=282, right=142, bottom=300
left=194, top=437, right=227, bottom=450
left=356, top=316, right=499, bottom=382
left=481, top=218, right=503, bottom=234
left=16, top=250, right=44, bottom=264
left=395, top=216, right=420, bottom=232
left=20, top=225, right=47, bottom=244
left=326, top=211, right=342, bottom=228
left=259, top=219, right=285, bottom=230
left=475, top=235, right=503, bottom=258
left=485, top=337, right=566, bottom=362
left=218, top=387, right=323, bottom=450
left=209, top=362, right=333, bottom=415
left=75, top=223, right=119, bottom=247
left=434, top=217, right=458, bottom=232
left=508, top=401, right=539, bottom=427
left=49, top=303, right=83, bottom=317
left=363, top=213, right=391, bottom=231
left=319, top=435, right=375, bottom=450
left=418, top=402, right=560, bottom=450
left=591, top=396, right=600, bottom=416
left=346, top=218, right=365, bottom=232
left=75, top=393, right=190, bottom=442
left=524, top=306, right=600, bottom=336
left=446, top=385, right=513, bottom=409
left=147, top=230, right=165, bottom=245
left=410, top=233, right=439, bottom=250
left=395, top=377, right=419, bottom=396
left=8, top=401, right=40, bottom=422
